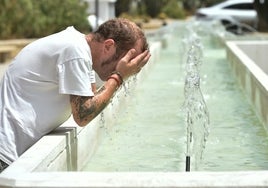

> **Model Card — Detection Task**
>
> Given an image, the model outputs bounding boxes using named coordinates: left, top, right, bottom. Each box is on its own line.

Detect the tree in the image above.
left=0, top=0, right=89, bottom=39
left=253, top=0, right=268, bottom=31
left=0, top=0, right=34, bottom=38
left=162, top=0, right=185, bottom=19
left=115, top=0, right=132, bottom=17
left=143, top=0, right=165, bottom=18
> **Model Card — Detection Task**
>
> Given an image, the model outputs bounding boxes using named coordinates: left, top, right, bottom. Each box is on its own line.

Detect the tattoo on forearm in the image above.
left=70, top=86, right=109, bottom=123
left=78, top=96, right=97, bottom=120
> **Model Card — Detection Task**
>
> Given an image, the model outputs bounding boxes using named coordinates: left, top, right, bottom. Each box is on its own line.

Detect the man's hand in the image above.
left=115, top=49, right=151, bottom=80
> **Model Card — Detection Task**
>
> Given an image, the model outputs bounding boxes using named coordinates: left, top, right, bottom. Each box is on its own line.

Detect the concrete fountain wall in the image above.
left=1, top=31, right=268, bottom=187
left=226, top=41, right=268, bottom=129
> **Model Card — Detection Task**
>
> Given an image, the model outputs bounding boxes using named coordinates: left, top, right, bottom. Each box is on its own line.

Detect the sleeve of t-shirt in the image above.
left=90, top=70, right=96, bottom=83
left=57, top=58, right=94, bottom=96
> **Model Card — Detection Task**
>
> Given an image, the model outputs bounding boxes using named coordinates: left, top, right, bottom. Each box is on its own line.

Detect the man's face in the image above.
left=94, top=49, right=120, bottom=81
left=101, top=52, right=119, bottom=76
left=94, top=39, right=144, bottom=81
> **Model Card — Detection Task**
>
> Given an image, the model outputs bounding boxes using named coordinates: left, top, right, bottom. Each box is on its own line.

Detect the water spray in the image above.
left=182, top=25, right=210, bottom=171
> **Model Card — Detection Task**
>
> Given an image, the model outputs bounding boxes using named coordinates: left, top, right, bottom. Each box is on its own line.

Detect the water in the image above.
left=182, top=33, right=210, bottom=171
left=82, top=21, right=268, bottom=172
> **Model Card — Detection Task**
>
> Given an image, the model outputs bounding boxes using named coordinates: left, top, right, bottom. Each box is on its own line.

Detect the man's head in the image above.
left=89, top=18, right=149, bottom=80
left=93, top=18, right=148, bottom=59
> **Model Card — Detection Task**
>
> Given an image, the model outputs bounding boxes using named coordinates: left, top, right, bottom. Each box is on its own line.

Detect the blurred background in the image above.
left=0, top=0, right=267, bottom=39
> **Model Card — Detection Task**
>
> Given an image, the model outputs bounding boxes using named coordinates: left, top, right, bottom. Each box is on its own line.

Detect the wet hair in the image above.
left=93, top=18, right=148, bottom=60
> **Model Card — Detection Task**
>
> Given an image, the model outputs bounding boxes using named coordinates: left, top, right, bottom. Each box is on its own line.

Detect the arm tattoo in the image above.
left=78, top=96, right=97, bottom=120
left=70, top=86, right=109, bottom=123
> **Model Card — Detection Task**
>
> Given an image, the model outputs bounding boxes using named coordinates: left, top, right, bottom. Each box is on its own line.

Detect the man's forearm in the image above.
left=70, top=74, right=121, bottom=126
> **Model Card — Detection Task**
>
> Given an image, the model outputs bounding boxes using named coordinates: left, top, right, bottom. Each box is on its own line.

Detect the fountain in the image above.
left=1, top=20, right=268, bottom=187
left=182, top=29, right=209, bottom=171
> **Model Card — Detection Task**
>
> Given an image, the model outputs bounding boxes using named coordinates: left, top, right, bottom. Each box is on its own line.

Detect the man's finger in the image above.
left=134, top=50, right=151, bottom=67
left=121, top=49, right=137, bottom=62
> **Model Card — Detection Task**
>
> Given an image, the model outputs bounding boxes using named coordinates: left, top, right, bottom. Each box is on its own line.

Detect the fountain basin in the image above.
left=1, top=22, right=268, bottom=187
left=226, top=40, right=268, bottom=129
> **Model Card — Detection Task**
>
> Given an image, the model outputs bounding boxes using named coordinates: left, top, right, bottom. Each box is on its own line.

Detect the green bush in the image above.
left=0, top=0, right=90, bottom=39
left=162, top=0, right=186, bottom=19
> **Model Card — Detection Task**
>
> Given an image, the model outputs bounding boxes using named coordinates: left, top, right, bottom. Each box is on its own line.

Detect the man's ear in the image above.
left=104, top=39, right=115, bottom=52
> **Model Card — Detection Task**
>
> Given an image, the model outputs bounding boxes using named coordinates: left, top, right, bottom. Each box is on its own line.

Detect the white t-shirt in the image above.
left=0, top=27, right=95, bottom=164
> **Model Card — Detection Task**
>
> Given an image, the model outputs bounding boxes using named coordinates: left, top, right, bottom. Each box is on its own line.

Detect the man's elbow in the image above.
left=72, top=116, right=93, bottom=127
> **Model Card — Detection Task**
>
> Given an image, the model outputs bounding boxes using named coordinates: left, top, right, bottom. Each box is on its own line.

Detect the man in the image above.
left=0, top=18, right=150, bottom=172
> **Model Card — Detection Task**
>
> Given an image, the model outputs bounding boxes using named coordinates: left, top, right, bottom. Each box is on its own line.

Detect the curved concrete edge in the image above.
left=0, top=171, right=268, bottom=187
left=226, top=40, right=268, bottom=128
